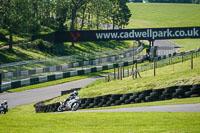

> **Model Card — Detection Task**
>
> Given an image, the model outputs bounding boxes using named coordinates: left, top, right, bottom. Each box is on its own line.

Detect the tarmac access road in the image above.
left=70, top=103, right=200, bottom=113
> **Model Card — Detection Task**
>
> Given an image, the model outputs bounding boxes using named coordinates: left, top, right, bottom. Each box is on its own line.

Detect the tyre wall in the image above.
left=34, top=84, right=200, bottom=113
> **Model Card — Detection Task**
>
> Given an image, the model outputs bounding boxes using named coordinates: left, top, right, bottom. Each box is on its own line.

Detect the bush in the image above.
left=33, top=39, right=54, bottom=52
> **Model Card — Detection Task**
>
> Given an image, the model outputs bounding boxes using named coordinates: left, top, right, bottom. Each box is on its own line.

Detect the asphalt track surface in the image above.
left=68, top=104, right=200, bottom=113
left=0, top=76, right=102, bottom=108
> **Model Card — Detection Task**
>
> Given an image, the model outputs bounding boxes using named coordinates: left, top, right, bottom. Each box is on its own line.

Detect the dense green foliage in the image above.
left=0, top=0, right=131, bottom=50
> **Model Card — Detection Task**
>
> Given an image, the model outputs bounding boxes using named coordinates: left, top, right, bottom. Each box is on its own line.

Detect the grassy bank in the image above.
left=78, top=56, right=200, bottom=98
left=127, top=3, right=200, bottom=51
left=127, top=3, right=200, bottom=28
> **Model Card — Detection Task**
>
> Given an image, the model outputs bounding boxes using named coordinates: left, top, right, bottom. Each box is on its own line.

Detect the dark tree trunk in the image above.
left=112, top=16, right=115, bottom=30
left=9, top=30, right=13, bottom=51
left=80, top=4, right=87, bottom=30
left=71, top=8, right=77, bottom=47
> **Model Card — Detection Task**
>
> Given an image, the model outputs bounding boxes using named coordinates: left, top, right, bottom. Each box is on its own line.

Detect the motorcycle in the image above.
left=0, top=101, right=8, bottom=114
left=57, top=96, right=80, bottom=112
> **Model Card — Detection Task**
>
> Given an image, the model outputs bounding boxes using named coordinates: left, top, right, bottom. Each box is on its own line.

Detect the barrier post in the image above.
left=114, top=67, right=116, bottom=80
left=0, top=72, right=2, bottom=92
left=0, top=72, right=2, bottom=85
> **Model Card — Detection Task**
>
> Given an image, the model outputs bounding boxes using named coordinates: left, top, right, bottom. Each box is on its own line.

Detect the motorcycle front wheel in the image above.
left=57, top=103, right=63, bottom=112
left=0, top=110, right=5, bottom=114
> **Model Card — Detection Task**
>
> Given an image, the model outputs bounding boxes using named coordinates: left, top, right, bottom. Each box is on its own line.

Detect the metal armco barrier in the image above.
left=0, top=44, right=144, bottom=82
left=34, top=84, right=200, bottom=113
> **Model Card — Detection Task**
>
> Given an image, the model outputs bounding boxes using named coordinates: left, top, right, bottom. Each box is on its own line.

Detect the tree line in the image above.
left=0, top=0, right=131, bottom=50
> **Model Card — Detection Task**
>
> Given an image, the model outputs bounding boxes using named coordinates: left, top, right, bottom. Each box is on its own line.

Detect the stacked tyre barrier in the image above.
left=34, top=84, right=200, bottom=113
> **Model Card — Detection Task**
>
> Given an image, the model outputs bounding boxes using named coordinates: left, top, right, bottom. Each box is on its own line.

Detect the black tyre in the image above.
left=88, top=103, right=95, bottom=108
left=172, top=92, right=179, bottom=98
left=163, top=86, right=177, bottom=95
left=139, top=93, right=147, bottom=99
left=111, top=94, right=123, bottom=101
left=115, top=100, right=123, bottom=105
left=135, top=98, right=141, bottom=103
left=150, top=92, right=159, bottom=97
left=180, top=85, right=192, bottom=92
left=185, top=91, right=192, bottom=97
left=145, top=96, right=152, bottom=102
left=191, top=86, right=200, bottom=94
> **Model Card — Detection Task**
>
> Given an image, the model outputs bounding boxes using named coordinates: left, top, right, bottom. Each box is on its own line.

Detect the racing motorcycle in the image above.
left=57, top=96, right=80, bottom=112
left=0, top=100, right=8, bottom=114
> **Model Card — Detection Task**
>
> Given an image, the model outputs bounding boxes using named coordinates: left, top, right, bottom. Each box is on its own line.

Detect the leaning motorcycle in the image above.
left=0, top=101, right=8, bottom=114
left=57, top=97, right=80, bottom=112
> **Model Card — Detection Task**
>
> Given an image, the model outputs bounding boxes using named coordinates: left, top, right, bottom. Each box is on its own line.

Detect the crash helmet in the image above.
left=4, top=100, right=7, bottom=104
left=73, top=91, right=78, bottom=96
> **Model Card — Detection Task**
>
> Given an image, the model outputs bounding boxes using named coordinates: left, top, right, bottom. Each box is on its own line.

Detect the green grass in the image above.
left=127, top=3, right=200, bottom=52
left=0, top=46, right=54, bottom=65
left=0, top=40, right=134, bottom=65
left=127, top=3, right=200, bottom=28
left=0, top=111, right=199, bottom=133
left=78, top=56, right=200, bottom=98
left=0, top=97, right=199, bottom=133
left=172, top=39, right=200, bottom=52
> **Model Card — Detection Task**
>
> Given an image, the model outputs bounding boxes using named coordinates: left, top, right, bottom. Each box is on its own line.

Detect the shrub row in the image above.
left=34, top=84, right=200, bottom=113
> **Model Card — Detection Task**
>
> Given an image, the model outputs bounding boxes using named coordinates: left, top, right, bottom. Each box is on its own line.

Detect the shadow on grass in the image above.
left=64, top=41, right=132, bottom=55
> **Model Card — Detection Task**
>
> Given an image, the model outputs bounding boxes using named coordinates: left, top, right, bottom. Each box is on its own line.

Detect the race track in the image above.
left=0, top=40, right=182, bottom=109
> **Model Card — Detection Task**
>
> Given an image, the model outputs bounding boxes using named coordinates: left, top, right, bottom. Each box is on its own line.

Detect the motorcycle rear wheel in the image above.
left=71, top=103, right=79, bottom=111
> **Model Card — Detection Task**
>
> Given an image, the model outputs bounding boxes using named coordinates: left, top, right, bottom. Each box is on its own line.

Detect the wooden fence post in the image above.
left=135, top=62, right=138, bottom=78
left=118, top=67, right=120, bottom=80
left=123, top=66, right=124, bottom=78
left=127, top=66, right=129, bottom=77
left=154, top=60, right=156, bottom=76
left=191, top=52, right=193, bottom=69
left=182, top=54, right=184, bottom=63
left=114, top=67, right=116, bottom=80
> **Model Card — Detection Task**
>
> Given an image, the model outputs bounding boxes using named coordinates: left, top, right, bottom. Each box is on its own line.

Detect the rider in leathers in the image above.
left=64, top=91, right=78, bottom=105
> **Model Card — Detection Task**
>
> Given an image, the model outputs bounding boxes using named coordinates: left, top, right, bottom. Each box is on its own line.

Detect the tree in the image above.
left=0, top=0, right=32, bottom=51
left=55, top=0, right=70, bottom=30
left=70, top=0, right=89, bottom=46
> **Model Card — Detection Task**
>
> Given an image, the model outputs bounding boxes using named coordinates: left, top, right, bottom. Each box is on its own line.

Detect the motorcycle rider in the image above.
left=0, top=100, right=8, bottom=114
left=64, top=91, right=78, bottom=105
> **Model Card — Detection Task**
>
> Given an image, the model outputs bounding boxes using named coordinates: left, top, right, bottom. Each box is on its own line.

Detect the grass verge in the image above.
left=78, top=56, right=200, bottom=98
left=0, top=111, right=199, bottom=133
